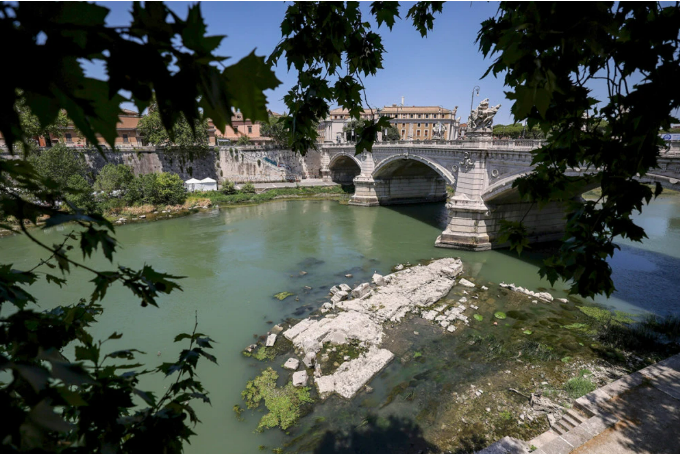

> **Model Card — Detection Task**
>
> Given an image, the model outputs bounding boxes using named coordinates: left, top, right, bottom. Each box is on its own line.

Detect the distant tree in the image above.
left=64, top=174, right=99, bottom=214
left=138, top=100, right=210, bottom=149
left=94, top=164, right=135, bottom=194
left=221, top=179, right=237, bottom=194
left=343, top=119, right=365, bottom=142
left=29, top=143, right=89, bottom=188
left=236, top=135, right=251, bottom=146
left=383, top=125, right=400, bottom=141
left=155, top=173, right=187, bottom=205
left=259, top=116, right=290, bottom=147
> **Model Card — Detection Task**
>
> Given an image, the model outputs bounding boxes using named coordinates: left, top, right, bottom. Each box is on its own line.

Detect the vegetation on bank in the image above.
left=187, top=184, right=352, bottom=207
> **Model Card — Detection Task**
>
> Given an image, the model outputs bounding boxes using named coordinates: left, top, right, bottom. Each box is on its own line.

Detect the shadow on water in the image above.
left=312, top=415, right=437, bottom=454
left=496, top=240, right=680, bottom=315
left=382, top=202, right=449, bottom=230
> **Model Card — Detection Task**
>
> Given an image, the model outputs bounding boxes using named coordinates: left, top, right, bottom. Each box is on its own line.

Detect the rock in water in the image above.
left=339, top=283, right=352, bottom=293
left=315, top=347, right=394, bottom=399
left=271, top=324, right=284, bottom=335
left=283, top=358, right=300, bottom=370
left=292, top=370, right=308, bottom=387
left=266, top=334, right=277, bottom=347
left=303, top=351, right=316, bottom=368
left=372, top=273, right=386, bottom=286
left=351, top=283, right=371, bottom=298
left=458, top=278, right=475, bottom=288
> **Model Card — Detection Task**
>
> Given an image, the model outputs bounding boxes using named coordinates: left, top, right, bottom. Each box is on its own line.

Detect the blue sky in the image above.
left=95, top=2, right=671, bottom=125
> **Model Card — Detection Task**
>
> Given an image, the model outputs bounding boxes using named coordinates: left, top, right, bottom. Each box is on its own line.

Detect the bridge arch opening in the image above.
left=329, top=155, right=361, bottom=185
left=371, top=156, right=449, bottom=205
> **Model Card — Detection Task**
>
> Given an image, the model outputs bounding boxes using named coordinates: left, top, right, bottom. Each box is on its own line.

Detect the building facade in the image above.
left=318, top=104, right=461, bottom=144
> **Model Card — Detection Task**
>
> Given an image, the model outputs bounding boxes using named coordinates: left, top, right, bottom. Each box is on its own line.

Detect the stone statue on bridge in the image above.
left=468, top=98, right=501, bottom=132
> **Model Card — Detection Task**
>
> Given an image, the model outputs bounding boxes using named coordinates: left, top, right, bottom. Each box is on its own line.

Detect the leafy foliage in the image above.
left=383, top=125, right=400, bottom=141
left=259, top=116, right=290, bottom=148
left=0, top=2, right=279, bottom=153
left=94, top=164, right=135, bottom=194
left=236, top=135, right=251, bottom=146
left=478, top=2, right=680, bottom=297
left=0, top=2, right=284, bottom=450
left=127, top=173, right=187, bottom=207
left=271, top=2, right=442, bottom=155
left=29, top=144, right=89, bottom=188
left=137, top=101, right=210, bottom=149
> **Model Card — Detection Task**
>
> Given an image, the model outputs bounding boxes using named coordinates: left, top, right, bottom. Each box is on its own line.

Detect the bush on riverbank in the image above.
left=188, top=185, right=352, bottom=206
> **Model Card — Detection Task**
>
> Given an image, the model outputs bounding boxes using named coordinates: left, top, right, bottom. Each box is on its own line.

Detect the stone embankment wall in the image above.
left=2, top=146, right=323, bottom=184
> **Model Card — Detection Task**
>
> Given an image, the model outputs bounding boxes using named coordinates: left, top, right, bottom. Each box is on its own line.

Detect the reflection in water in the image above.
left=1, top=195, right=678, bottom=453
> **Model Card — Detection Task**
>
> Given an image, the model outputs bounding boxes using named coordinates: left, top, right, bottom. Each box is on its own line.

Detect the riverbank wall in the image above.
left=1, top=146, right=323, bottom=184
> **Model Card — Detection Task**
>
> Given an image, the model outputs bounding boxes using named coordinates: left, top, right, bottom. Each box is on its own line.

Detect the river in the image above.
left=1, top=195, right=679, bottom=453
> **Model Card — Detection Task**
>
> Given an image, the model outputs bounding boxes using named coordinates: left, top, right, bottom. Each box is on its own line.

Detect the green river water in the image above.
left=1, top=196, right=679, bottom=453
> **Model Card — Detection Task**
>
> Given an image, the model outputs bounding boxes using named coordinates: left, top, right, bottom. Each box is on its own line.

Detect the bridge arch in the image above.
left=372, top=154, right=456, bottom=185
left=328, top=152, right=362, bottom=185
left=370, top=154, right=453, bottom=205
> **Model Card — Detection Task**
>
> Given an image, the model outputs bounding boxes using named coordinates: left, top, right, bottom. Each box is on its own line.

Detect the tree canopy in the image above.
left=0, top=2, right=274, bottom=451
left=137, top=101, right=210, bottom=149
left=477, top=2, right=680, bottom=297
left=259, top=116, right=290, bottom=148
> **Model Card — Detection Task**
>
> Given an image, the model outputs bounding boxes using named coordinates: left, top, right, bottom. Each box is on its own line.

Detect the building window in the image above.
left=425, top=123, right=429, bottom=127
left=416, top=130, right=421, bottom=136
left=65, top=133, right=72, bottom=143
left=418, top=114, right=422, bottom=118
left=424, top=130, right=429, bottom=136
left=425, top=114, right=429, bottom=119
left=409, top=114, right=413, bottom=118
left=417, top=123, right=421, bottom=127
left=402, top=123, right=405, bottom=127
left=433, top=114, right=438, bottom=119
left=248, top=126, right=252, bottom=133
left=401, top=129, right=405, bottom=137
left=123, top=134, right=129, bottom=143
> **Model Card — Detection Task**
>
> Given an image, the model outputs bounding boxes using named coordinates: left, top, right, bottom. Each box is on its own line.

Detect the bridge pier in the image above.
left=435, top=199, right=569, bottom=250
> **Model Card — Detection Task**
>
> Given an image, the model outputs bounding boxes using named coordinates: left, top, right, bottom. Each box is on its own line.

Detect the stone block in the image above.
left=339, top=283, right=351, bottom=292
left=458, top=278, right=475, bottom=288
left=303, top=351, right=316, bottom=368
left=292, top=370, right=308, bottom=387
left=265, top=334, right=277, bottom=347
left=351, top=283, right=371, bottom=298
left=283, top=358, right=300, bottom=370
left=271, top=324, right=284, bottom=335
left=372, top=273, right=385, bottom=286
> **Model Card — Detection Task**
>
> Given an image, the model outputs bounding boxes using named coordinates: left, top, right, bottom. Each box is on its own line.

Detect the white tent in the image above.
left=197, top=177, right=217, bottom=192
left=184, top=178, right=201, bottom=192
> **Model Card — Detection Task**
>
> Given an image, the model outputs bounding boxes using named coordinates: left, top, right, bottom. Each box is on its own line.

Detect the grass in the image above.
left=564, top=377, right=597, bottom=399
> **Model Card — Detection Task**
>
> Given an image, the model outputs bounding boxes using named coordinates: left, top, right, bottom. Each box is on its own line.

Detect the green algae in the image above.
left=241, top=367, right=314, bottom=431
left=474, top=314, right=483, bottom=322
left=494, top=311, right=507, bottom=320
left=274, top=292, right=294, bottom=301
left=523, top=330, right=533, bottom=335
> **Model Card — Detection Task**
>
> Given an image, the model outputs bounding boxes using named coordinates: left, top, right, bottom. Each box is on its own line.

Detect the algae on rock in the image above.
left=241, top=367, right=314, bottom=431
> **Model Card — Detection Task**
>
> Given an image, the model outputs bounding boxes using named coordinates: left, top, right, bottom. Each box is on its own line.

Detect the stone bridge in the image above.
left=320, top=138, right=680, bottom=251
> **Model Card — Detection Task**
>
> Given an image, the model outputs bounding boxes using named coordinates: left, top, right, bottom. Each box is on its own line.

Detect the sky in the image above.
left=93, top=1, right=672, bottom=126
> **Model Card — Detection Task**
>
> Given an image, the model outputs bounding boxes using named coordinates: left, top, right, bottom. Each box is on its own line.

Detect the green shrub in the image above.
left=241, top=182, right=256, bottom=194
left=221, top=179, right=237, bottom=195
left=564, top=377, right=596, bottom=399
left=154, top=173, right=186, bottom=205
left=94, top=164, right=134, bottom=194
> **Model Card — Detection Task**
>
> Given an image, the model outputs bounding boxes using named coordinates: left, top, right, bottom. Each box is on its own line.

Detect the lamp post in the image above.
left=470, top=85, right=480, bottom=118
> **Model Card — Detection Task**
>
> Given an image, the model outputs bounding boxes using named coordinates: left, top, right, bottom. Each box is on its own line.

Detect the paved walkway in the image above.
left=478, top=353, right=680, bottom=454
left=235, top=179, right=339, bottom=191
